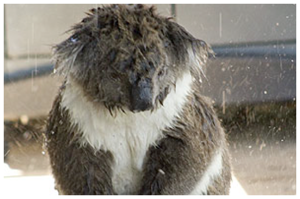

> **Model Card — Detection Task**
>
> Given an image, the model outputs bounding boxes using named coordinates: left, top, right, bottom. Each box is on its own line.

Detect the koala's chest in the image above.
left=101, top=119, right=164, bottom=194
left=74, top=109, right=167, bottom=194
left=60, top=76, right=193, bottom=194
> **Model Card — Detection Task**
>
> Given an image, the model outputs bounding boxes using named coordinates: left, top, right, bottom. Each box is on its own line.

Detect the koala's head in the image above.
left=53, top=4, right=212, bottom=113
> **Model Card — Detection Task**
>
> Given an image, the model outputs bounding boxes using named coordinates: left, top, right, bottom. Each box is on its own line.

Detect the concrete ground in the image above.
left=231, top=140, right=296, bottom=195
left=229, top=131, right=296, bottom=195
left=3, top=117, right=296, bottom=195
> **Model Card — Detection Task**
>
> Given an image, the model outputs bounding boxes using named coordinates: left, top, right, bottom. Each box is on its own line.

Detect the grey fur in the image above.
left=46, top=4, right=231, bottom=195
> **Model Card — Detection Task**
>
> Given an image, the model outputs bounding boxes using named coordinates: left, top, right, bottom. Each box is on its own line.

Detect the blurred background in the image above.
left=3, top=4, right=296, bottom=195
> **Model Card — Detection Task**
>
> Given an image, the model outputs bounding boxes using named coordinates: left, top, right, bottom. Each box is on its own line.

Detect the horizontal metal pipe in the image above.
left=4, top=40, right=296, bottom=84
left=4, top=64, right=54, bottom=84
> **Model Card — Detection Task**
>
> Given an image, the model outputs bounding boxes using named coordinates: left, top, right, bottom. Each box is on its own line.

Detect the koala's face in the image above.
left=53, top=5, right=211, bottom=113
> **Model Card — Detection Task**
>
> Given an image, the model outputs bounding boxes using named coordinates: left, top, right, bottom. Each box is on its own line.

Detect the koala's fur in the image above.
left=45, top=4, right=231, bottom=195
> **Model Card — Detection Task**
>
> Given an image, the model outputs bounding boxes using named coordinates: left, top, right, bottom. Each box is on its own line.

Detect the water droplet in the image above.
left=20, top=115, right=29, bottom=125
left=70, top=37, right=77, bottom=43
left=248, top=145, right=252, bottom=149
left=264, top=91, right=268, bottom=94
left=42, top=151, right=46, bottom=155
left=158, top=169, right=165, bottom=175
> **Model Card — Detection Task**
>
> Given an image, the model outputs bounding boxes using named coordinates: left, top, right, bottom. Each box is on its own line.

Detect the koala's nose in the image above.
left=130, top=78, right=153, bottom=112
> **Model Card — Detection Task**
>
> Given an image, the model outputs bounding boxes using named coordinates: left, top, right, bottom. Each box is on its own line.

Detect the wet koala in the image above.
left=46, top=4, right=231, bottom=195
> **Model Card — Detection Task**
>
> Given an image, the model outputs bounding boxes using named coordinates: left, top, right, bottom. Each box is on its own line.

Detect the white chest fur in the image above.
left=60, top=72, right=193, bottom=194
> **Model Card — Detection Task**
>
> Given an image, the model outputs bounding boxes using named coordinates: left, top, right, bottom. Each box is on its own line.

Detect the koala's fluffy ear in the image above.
left=165, top=20, right=214, bottom=78
left=189, top=39, right=214, bottom=80
left=52, top=32, right=86, bottom=77
left=52, top=8, right=97, bottom=77
left=191, top=39, right=214, bottom=67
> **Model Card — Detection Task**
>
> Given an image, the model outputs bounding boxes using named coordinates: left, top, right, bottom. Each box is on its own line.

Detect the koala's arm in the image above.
left=138, top=95, right=225, bottom=195
left=46, top=94, right=115, bottom=195
left=138, top=133, right=204, bottom=195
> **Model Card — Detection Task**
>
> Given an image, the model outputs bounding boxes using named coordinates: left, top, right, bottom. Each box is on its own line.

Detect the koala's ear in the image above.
left=165, top=21, right=192, bottom=59
left=191, top=39, right=214, bottom=66
left=165, top=20, right=214, bottom=77
left=52, top=32, right=86, bottom=76
left=187, top=39, right=214, bottom=80
left=52, top=8, right=104, bottom=77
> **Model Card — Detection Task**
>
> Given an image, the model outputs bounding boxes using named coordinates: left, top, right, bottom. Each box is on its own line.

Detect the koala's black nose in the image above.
left=130, top=78, right=153, bottom=112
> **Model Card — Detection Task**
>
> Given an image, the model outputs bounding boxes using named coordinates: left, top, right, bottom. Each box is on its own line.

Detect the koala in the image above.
left=45, top=4, right=231, bottom=195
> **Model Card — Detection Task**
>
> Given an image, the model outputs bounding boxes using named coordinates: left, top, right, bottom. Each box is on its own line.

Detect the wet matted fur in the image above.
left=45, top=4, right=231, bottom=195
